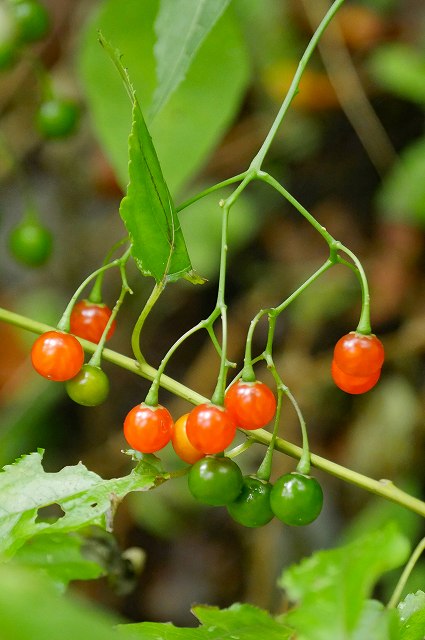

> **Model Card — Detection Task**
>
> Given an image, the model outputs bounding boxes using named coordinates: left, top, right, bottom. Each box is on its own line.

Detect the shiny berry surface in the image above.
left=227, top=476, right=274, bottom=527
left=31, top=330, right=84, bottom=381
left=333, top=332, right=384, bottom=376
left=124, top=403, right=173, bottom=453
left=70, top=300, right=116, bottom=344
left=171, top=413, right=205, bottom=464
left=270, top=472, right=323, bottom=526
left=186, top=403, right=236, bottom=454
left=66, top=364, right=109, bottom=407
left=225, top=380, right=276, bottom=430
left=187, top=456, right=243, bottom=506
left=331, top=360, right=380, bottom=394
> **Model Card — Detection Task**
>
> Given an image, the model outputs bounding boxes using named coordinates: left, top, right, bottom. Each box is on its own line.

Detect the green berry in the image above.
left=66, top=365, right=110, bottom=407
left=36, top=99, right=79, bottom=139
left=8, top=219, right=53, bottom=267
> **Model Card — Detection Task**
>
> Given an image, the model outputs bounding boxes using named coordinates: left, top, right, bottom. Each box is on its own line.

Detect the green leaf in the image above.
left=99, top=36, right=198, bottom=284
left=118, top=603, right=292, bottom=639
left=0, top=450, right=161, bottom=559
left=78, top=0, right=249, bottom=196
left=279, top=523, right=410, bottom=640
left=13, top=529, right=106, bottom=590
left=368, top=44, right=425, bottom=105
left=397, top=591, right=425, bottom=640
left=352, top=600, right=400, bottom=640
left=376, top=137, right=425, bottom=226
left=0, top=564, right=123, bottom=640
left=151, top=0, right=232, bottom=116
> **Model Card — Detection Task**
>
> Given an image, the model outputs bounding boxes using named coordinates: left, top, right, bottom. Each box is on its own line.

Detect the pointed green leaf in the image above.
left=152, top=0, right=232, bottom=116
left=0, top=450, right=162, bottom=559
left=99, top=37, right=199, bottom=284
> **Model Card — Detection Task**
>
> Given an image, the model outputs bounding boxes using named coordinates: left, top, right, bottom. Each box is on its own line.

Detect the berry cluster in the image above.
left=122, top=381, right=323, bottom=528
left=29, top=312, right=384, bottom=528
left=30, top=300, right=115, bottom=405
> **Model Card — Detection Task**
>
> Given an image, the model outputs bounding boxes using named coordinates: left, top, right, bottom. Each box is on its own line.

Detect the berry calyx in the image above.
left=224, top=380, right=276, bottom=430
left=123, top=403, right=174, bottom=453
left=227, top=476, right=274, bottom=527
left=187, top=456, right=243, bottom=506
left=171, top=413, right=205, bottom=464
left=186, top=403, right=236, bottom=454
left=270, top=472, right=323, bottom=526
left=65, top=364, right=109, bottom=407
left=8, top=219, right=53, bottom=267
left=333, top=332, right=384, bottom=377
left=70, top=300, right=116, bottom=344
left=36, top=98, right=79, bottom=139
left=331, top=360, right=381, bottom=394
left=31, top=330, right=84, bottom=381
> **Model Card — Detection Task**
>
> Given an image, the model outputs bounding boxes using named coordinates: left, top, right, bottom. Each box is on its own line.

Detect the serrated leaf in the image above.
left=99, top=37, right=198, bottom=284
left=279, top=523, right=410, bottom=640
left=0, top=564, right=123, bottom=640
left=193, top=603, right=293, bottom=639
left=13, top=529, right=106, bottom=590
left=78, top=0, right=249, bottom=196
left=0, top=450, right=162, bottom=559
left=397, top=591, right=425, bottom=640
left=151, top=0, right=232, bottom=116
left=118, top=603, right=292, bottom=639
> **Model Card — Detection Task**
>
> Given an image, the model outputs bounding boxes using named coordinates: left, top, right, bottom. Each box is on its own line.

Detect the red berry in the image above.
left=333, top=332, right=384, bottom=376
left=31, top=330, right=84, bottom=381
left=124, top=403, right=174, bottom=453
left=186, top=403, right=236, bottom=454
left=70, top=300, right=116, bottom=344
left=331, top=360, right=381, bottom=394
left=171, top=413, right=205, bottom=464
left=224, top=380, right=276, bottom=430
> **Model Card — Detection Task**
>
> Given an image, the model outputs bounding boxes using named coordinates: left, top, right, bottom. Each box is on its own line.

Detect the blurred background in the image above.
left=0, top=0, right=425, bottom=626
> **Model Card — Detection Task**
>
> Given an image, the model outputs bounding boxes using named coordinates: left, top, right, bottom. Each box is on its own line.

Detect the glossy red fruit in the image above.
left=331, top=360, right=381, bottom=394
left=124, top=403, right=174, bottom=453
left=171, top=413, right=205, bottom=464
left=70, top=300, right=116, bottom=344
left=224, top=380, right=276, bottom=430
left=186, top=403, right=236, bottom=454
left=31, top=330, right=84, bottom=381
left=333, top=332, right=384, bottom=376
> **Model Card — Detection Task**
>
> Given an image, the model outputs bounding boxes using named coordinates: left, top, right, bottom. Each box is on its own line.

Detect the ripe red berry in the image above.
left=70, top=300, right=116, bottom=344
left=186, top=403, right=236, bottom=454
left=333, top=332, right=384, bottom=377
left=224, top=380, right=276, bottom=430
left=31, top=330, right=84, bottom=381
left=124, top=403, right=174, bottom=453
left=331, top=360, right=381, bottom=394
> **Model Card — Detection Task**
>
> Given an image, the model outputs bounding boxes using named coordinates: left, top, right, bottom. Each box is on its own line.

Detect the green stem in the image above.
left=337, top=244, right=371, bottom=334
left=89, top=266, right=132, bottom=368
left=286, top=388, right=310, bottom=475
left=130, top=281, right=165, bottom=365
left=387, top=536, right=425, bottom=609
left=257, top=387, right=283, bottom=481
left=2, top=306, right=425, bottom=517
left=250, top=0, right=346, bottom=169
left=258, top=172, right=336, bottom=245
left=57, top=250, right=130, bottom=333
left=242, top=309, right=270, bottom=382
left=274, top=257, right=335, bottom=316
left=176, top=172, right=249, bottom=213
left=89, top=236, right=130, bottom=304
